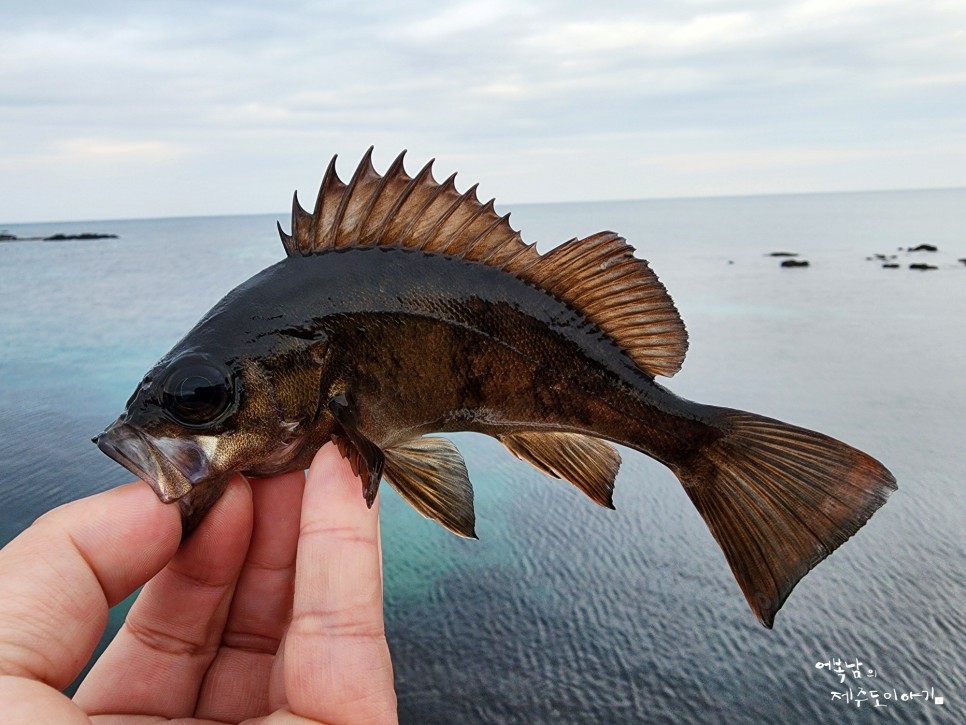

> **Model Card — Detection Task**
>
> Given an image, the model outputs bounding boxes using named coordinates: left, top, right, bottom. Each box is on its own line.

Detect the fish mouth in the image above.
left=94, top=421, right=208, bottom=503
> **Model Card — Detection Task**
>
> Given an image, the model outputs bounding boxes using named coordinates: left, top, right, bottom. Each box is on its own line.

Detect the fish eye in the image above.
left=160, top=355, right=236, bottom=428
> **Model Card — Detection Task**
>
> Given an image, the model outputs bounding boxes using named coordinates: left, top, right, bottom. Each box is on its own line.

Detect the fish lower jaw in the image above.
left=95, top=422, right=197, bottom=502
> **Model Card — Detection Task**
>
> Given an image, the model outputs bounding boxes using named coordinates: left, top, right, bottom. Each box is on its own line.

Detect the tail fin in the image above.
left=673, top=408, right=896, bottom=628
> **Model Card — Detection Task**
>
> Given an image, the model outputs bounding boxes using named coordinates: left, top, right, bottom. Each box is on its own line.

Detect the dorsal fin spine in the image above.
left=358, top=150, right=408, bottom=245
left=503, top=241, right=541, bottom=276
left=444, top=200, right=492, bottom=256
left=462, top=200, right=501, bottom=258
left=425, top=181, right=475, bottom=248
left=333, top=147, right=374, bottom=248
left=397, top=171, right=457, bottom=250
left=432, top=183, right=482, bottom=255
left=291, top=192, right=312, bottom=257
left=475, top=212, right=517, bottom=265
left=372, top=158, right=434, bottom=244
left=311, top=155, right=344, bottom=252
left=277, top=220, right=297, bottom=256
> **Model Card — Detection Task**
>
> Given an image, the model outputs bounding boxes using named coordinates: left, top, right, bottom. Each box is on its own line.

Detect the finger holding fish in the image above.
left=194, top=467, right=306, bottom=722
left=0, top=483, right=180, bottom=689
left=74, top=475, right=254, bottom=717
left=0, top=484, right=180, bottom=722
left=282, top=442, right=396, bottom=724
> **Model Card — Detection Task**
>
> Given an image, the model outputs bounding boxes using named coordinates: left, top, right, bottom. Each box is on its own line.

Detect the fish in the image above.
left=94, top=149, right=897, bottom=627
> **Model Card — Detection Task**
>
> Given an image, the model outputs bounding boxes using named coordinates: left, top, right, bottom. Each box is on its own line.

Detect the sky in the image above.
left=1, top=0, right=965, bottom=223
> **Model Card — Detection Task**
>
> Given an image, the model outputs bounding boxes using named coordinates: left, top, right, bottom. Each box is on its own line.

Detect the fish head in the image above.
left=94, top=344, right=316, bottom=531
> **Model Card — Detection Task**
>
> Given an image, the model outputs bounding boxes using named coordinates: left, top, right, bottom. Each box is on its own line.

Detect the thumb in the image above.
left=0, top=482, right=181, bottom=688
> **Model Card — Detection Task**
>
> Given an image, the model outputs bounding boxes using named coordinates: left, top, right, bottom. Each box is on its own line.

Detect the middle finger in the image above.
left=194, top=468, right=306, bottom=721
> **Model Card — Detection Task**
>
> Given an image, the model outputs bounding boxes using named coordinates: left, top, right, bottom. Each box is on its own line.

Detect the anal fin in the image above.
left=383, top=437, right=477, bottom=538
left=499, top=431, right=621, bottom=509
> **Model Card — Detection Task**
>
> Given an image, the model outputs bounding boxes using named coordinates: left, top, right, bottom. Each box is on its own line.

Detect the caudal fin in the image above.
left=673, top=408, right=896, bottom=628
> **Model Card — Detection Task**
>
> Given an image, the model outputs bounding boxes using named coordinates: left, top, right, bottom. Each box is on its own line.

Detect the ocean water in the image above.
left=1, top=189, right=964, bottom=723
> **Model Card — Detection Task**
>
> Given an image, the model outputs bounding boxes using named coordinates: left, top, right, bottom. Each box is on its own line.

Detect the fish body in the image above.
left=192, top=246, right=706, bottom=451
left=96, top=150, right=896, bottom=627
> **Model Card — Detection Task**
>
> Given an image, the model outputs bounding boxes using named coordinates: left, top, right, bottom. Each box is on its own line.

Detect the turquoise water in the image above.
left=1, top=189, right=964, bottom=723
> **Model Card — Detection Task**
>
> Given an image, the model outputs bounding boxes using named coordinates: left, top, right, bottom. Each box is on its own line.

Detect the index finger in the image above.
left=283, top=442, right=397, bottom=724
left=0, top=482, right=181, bottom=689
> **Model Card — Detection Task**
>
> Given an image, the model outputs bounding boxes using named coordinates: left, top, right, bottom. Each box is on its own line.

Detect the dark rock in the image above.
left=43, top=233, right=118, bottom=241
left=780, top=259, right=810, bottom=268
left=908, top=244, right=938, bottom=252
left=959, top=258, right=966, bottom=267
left=0, top=233, right=18, bottom=241
left=768, top=251, right=798, bottom=257
left=882, top=263, right=900, bottom=269
left=909, top=263, right=938, bottom=270
left=874, top=253, right=888, bottom=260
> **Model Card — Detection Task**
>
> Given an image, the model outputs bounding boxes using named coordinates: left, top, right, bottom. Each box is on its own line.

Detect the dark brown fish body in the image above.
left=96, top=150, right=896, bottom=627
left=205, top=247, right=706, bottom=449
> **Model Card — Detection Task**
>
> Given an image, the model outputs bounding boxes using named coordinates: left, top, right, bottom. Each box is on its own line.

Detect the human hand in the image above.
left=0, top=442, right=397, bottom=723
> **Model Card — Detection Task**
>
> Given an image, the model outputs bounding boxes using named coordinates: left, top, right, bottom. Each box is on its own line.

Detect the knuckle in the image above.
left=288, top=609, right=386, bottom=641
left=123, top=618, right=214, bottom=658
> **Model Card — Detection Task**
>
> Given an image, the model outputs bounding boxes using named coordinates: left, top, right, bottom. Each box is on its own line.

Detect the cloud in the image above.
left=56, top=138, right=184, bottom=162
left=0, top=1, right=964, bottom=221
left=401, top=1, right=524, bottom=41
left=525, top=13, right=760, bottom=56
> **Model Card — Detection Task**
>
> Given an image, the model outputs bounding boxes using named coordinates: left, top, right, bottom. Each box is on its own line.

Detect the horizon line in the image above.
left=3, top=183, right=965, bottom=228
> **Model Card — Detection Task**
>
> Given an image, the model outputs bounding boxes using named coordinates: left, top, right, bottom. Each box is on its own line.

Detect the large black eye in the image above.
left=160, top=356, right=236, bottom=427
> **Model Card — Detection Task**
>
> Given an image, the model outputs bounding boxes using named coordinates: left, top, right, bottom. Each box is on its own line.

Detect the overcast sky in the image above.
left=2, top=0, right=964, bottom=223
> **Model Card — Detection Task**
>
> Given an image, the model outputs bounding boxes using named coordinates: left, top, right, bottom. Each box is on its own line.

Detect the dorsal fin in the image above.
left=282, top=147, right=527, bottom=266
left=278, top=150, right=688, bottom=377
left=506, top=232, right=688, bottom=377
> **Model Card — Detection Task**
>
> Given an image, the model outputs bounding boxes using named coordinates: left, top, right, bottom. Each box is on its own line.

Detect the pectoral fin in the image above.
left=383, top=437, right=477, bottom=539
left=499, top=431, right=621, bottom=509
left=328, top=394, right=384, bottom=507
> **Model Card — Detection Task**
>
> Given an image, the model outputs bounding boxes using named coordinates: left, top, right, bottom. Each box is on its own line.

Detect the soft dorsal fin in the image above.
left=499, top=431, right=620, bottom=508
left=505, top=232, right=688, bottom=377
left=279, top=149, right=688, bottom=377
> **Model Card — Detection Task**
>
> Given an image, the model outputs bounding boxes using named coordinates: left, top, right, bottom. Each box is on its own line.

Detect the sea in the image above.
left=1, top=188, right=964, bottom=724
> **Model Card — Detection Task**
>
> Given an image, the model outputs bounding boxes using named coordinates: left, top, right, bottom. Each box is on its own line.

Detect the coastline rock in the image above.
left=909, top=263, right=938, bottom=271
left=882, top=263, right=900, bottom=268
left=768, top=251, right=798, bottom=257
left=43, top=233, right=119, bottom=241
left=908, top=244, right=938, bottom=252
left=780, top=259, right=810, bottom=268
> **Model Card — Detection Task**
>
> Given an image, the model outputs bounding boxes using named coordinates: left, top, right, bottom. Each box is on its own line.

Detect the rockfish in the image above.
left=95, top=149, right=896, bottom=626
